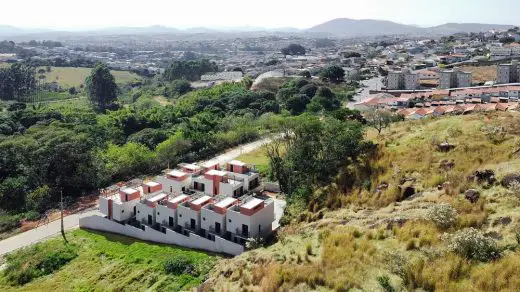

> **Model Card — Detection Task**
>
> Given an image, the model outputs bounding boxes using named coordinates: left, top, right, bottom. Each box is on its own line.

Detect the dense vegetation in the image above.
left=0, top=62, right=355, bottom=235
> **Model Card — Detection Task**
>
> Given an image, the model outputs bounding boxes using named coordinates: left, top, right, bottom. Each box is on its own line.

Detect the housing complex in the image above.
left=355, top=85, right=520, bottom=119
left=80, top=159, right=276, bottom=255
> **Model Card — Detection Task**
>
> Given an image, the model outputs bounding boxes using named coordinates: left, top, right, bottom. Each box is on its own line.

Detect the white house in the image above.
left=155, top=194, right=191, bottom=229
left=201, top=197, right=238, bottom=238
left=136, top=192, right=168, bottom=226
left=226, top=197, right=275, bottom=244
left=177, top=195, right=213, bottom=233
left=99, top=187, right=141, bottom=222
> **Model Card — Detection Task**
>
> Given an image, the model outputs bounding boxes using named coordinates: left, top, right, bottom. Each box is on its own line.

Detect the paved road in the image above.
left=0, top=209, right=101, bottom=256
left=346, top=77, right=383, bottom=109
left=0, top=136, right=276, bottom=256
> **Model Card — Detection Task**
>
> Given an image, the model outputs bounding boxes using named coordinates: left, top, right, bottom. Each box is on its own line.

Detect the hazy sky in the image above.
left=2, top=0, right=519, bottom=29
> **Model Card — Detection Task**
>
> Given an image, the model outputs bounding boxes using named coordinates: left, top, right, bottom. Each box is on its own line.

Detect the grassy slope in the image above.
left=207, top=112, right=520, bottom=291
left=0, top=229, right=217, bottom=291
left=460, top=65, right=496, bottom=84
left=41, top=67, right=139, bottom=88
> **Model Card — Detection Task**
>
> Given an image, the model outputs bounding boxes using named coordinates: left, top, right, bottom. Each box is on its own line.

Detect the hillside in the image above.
left=206, top=112, right=520, bottom=291
left=307, top=18, right=515, bottom=37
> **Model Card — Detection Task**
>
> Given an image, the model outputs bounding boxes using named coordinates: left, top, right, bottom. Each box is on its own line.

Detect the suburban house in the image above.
left=82, top=159, right=278, bottom=255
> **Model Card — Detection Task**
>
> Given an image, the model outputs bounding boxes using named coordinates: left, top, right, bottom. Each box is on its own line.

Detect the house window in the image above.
left=121, top=210, right=124, bottom=213
left=137, top=210, right=140, bottom=214
left=203, top=217, right=206, bottom=221
left=228, top=219, right=232, bottom=223
left=157, top=212, right=160, bottom=215
left=179, top=214, right=182, bottom=218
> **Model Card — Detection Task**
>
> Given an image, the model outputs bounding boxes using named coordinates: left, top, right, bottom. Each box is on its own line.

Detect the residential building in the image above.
left=387, top=69, right=419, bottom=90
left=99, top=187, right=140, bottom=222
left=136, top=192, right=168, bottom=226
left=226, top=196, right=275, bottom=244
left=201, top=197, right=238, bottom=238
left=497, top=61, right=520, bottom=84
left=156, top=194, right=191, bottom=229
left=177, top=195, right=213, bottom=233
left=439, top=68, right=472, bottom=89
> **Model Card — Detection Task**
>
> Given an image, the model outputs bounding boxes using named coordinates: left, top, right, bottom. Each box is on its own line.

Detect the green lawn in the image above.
left=39, top=67, right=140, bottom=88
left=0, top=229, right=218, bottom=291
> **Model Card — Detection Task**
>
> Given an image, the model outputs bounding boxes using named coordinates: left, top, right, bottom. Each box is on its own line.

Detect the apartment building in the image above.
left=387, top=69, right=419, bottom=90
left=439, top=68, right=472, bottom=89
left=226, top=197, right=275, bottom=244
left=497, top=61, right=520, bottom=84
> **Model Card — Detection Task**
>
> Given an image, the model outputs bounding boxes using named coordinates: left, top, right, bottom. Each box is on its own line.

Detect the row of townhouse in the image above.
left=82, top=160, right=275, bottom=255
left=396, top=102, right=517, bottom=120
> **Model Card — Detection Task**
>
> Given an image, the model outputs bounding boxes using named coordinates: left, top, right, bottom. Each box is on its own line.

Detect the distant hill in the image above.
left=90, top=25, right=181, bottom=35
left=426, top=23, right=516, bottom=34
left=307, top=18, right=422, bottom=37
left=307, top=18, right=517, bottom=37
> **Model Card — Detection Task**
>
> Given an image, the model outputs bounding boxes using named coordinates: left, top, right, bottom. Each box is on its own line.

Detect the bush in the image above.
left=377, top=275, right=394, bottom=292
left=444, top=228, right=501, bottom=262
left=3, top=243, right=78, bottom=285
left=163, top=255, right=194, bottom=275
left=24, top=210, right=41, bottom=221
left=0, top=213, right=21, bottom=233
left=426, top=203, right=458, bottom=229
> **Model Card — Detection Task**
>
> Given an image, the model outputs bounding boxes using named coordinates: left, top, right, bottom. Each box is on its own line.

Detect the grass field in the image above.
left=0, top=229, right=217, bottom=291
left=460, top=65, right=496, bottom=84
left=0, top=63, right=10, bottom=68
left=40, top=67, right=140, bottom=88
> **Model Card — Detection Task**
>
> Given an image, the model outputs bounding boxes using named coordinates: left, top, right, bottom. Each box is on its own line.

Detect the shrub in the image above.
left=3, top=243, right=78, bottom=285
left=305, top=242, right=313, bottom=255
left=426, top=203, right=457, bottom=229
left=24, top=210, right=41, bottom=221
left=246, top=237, right=264, bottom=249
left=481, top=125, right=507, bottom=144
left=377, top=275, right=394, bottom=292
left=0, top=213, right=21, bottom=233
left=163, top=255, right=194, bottom=275
left=507, top=180, right=520, bottom=198
left=444, top=228, right=501, bottom=262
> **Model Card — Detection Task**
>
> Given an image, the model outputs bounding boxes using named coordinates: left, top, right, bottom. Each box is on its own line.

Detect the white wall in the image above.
left=79, top=215, right=244, bottom=255
left=136, top=202, right=156, bottom=225
left=201, top=208, right=226, bottom=236
left=99, top=197, right=109, bottom=217
left=155, top=176, right=190, bottom=193
left=226, top=209, right=250, bottom=236
left=177, top=204, right=201, bottom=231
left=249, top=202, right=275, bottom=238
left=156, top=205, right=176, bottom=227
left=112, top=200, right=137, bottom=222
left=192, top=176, right=213, bottom=196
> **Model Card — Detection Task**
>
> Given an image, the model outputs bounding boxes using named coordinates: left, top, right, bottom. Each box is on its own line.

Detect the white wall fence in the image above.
left=79, top=215, right=244, bottom=255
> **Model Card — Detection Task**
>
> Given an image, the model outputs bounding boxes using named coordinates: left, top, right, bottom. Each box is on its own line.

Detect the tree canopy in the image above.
left=85, top=63, right=118, bottom=112
left=281, top=44, right=306, bottom=56
left=319, top=65, right=345, bottom=84
left=163, top=59, right=218, bottom=82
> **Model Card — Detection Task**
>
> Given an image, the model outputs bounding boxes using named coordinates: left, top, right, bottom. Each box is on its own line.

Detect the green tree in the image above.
left=285, top=94, right=311, bottom=115
left=85, top=63, right=118, bottom=112
left=319, top=65, right=345, bottom=84
left=281, top=44, right=306, bottom=56
left=165, top=79, right=192, bottom=97
left=365, top=109, right=394, bottom=135
left=299, top=70, right=311, bottom=79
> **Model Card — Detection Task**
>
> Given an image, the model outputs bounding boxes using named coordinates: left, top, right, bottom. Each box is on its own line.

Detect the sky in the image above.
left=2, top=0, right=520, bottom=30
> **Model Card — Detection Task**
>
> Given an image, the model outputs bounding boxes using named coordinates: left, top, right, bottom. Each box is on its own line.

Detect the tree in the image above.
left=68, top=87, right=77, bottom=95
left=343, top=51, right=361, bottom=58
left=281, top=44, right=306, bottom=56
left=299, top=70, right=311, bottom=79
left=500, top=36, right=515, bottom=44
left=319, top=65, right=345, bottom=84
left=285, top=94, right=311, bottom=115
left=165, top=79, right=192, bottom=97
left=85, top=63, right=118, bottom=112
left=241, top=75, right=254, bottom=90
left=365, top=109, right=394, bottom=135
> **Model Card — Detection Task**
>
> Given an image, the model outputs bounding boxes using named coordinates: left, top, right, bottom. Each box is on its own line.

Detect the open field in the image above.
left=40, top=67, right=140, bottom=88
left=0, top=63, right=10, bottom=68
left=0, top=229, right=217, bottom=291
left=460, top=65, right=496, bottom=84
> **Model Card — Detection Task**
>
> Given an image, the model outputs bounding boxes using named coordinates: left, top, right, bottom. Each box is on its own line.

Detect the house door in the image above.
left=169, top=216, right=174, bottom=227
left=133, top=206, right=136, bottom=216
left=215, top=222, right=221, bottom=234
left=242, top=224, right=249, bottom=237
left=190, top=219, right=196, bottom=229
left=258, top=224, right=261, bottom=234
left=148, top=215, right=152, bottom=225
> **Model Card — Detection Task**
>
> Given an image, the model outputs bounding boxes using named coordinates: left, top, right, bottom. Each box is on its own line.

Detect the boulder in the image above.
left=501, top=173, right=520, bottom=188
left=439, top=159, right=455, bottom=171
left=469, top=169, right=496, bottom=185
left=464, top=189, right=480, bottom=203
left=438, top=142, right=456, bottom=152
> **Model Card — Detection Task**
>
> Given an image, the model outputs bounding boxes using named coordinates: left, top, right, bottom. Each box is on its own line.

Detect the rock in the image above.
left=439, top=159, right=456, bottom=171
left=485, top=231, right=503, bottom=240
left=376, top=182, right=389, bottom=191
left=464, top=189, right=480, bottom=203
left=501, top=173, right=520, bottom=188
left=469, top=169, right=496, bottom=185
left=500, top=217, right=512, bottom=226
left=399, top=184, right=416, bottom=200
left=437, top=185, right=443, bottom=190
left=438, top=142, right=456, bottom=152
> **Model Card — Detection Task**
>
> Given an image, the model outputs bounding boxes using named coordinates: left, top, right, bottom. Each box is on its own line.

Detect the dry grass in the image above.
left=460, top=65, right=496, bottom=84
left=40, top=67, right=139, bottom=88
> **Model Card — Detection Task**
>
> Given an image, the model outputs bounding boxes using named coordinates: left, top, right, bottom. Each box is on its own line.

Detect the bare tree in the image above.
left=60, top=190, right=68, bottom=244
left=365, top=109, right=394, bottom=135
